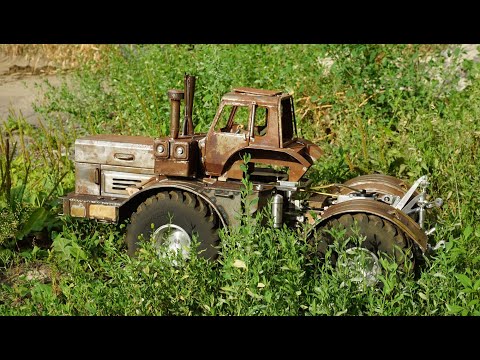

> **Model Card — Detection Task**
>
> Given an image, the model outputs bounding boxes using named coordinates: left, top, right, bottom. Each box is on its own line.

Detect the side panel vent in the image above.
left=102, top=171, right=153, bottom=197
left=111, top=178, right=142, bottom=190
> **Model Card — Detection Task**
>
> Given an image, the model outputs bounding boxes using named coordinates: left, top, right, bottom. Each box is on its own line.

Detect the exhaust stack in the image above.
left=167, top=89, right=184, bottom=139
left=182, top=74, right=196, bottom=136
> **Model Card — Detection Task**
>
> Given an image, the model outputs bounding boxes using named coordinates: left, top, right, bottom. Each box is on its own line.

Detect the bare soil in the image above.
left=0, top=53, right=68, bottom=126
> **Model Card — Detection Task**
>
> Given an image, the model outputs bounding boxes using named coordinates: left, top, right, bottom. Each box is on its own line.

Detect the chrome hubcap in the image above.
left=152, top=224, right=191, bottom=260
left=337, top=247, right=381, bottom=286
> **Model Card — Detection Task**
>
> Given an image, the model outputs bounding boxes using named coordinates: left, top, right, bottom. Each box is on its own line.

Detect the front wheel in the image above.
left=125, top=191, right=220, bottom=260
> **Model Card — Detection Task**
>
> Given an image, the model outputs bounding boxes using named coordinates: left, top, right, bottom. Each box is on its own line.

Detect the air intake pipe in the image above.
left=167, top=89, right=184, bottom=139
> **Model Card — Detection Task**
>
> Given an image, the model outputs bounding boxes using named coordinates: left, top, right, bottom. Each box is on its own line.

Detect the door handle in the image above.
left=114, top=153, right=135, bottom=161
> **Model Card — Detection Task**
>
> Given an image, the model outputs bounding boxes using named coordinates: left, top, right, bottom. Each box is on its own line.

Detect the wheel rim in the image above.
left=152, top=224, right=192, bottom=259
left=337, top=247, right=381, bottom=286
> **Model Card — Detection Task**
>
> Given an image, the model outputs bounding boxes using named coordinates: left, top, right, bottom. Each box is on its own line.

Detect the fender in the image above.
left=226, top=147, right=311, bottom=167
left=220, top=147, right=313, bottom=182
left=294, top=138, right=323, bottom=163
left=340, top=174, right=417, bottom=198
left=314, top=199, right=428, bottom=252
left=119, top=178, right=228, bottom=228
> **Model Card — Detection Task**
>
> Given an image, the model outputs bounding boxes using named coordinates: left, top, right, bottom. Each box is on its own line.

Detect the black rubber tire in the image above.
left=314, top=213, right=413, bottom=267
left=125, top=190, right=220, bottom=260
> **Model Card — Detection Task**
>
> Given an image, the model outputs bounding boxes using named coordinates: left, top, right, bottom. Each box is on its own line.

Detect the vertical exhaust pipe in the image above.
left=182, top=74, right=196, bottom=136
left=167, top=89, right=184, bottom=139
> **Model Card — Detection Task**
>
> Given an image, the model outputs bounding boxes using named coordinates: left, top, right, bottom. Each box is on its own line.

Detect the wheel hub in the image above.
left=152, top=224, right=192, bottom=260
left=337, top=247, right=381, bottom=286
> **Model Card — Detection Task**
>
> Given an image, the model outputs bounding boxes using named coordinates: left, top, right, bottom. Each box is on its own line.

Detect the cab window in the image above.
left=253, top=106, right=268, bottom=137
left=214, top=104, right=250, bottom=134
left=280, top=98, right=295, bottom=141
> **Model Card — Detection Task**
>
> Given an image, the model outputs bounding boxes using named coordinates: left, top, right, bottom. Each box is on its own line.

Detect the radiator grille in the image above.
left=102, top=171, right=153, bottom=197
left=111, top=178, right=142, bottom=190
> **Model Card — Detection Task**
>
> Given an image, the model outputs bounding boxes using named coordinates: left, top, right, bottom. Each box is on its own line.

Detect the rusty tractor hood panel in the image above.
left=75, top=135, right=155, bottom=169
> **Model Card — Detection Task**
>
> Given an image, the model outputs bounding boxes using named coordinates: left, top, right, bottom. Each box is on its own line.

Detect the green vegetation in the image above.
left=1, top=44, right=479, bottom=315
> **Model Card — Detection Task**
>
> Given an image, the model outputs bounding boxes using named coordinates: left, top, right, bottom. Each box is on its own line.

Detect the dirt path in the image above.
left=0, top=53, right=67, bottom=126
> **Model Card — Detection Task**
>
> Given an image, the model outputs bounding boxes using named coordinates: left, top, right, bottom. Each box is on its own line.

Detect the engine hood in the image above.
left=75, top=134, right=155, bottom=169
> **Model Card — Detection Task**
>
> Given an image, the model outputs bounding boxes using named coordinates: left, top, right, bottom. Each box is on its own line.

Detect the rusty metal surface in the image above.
left=202, top=186, right=243, bottom=228
left=65, top=193, right=125, bottom=206
left=249, top=106, right=279, bottom=148
left=153, top=138, right=170, bottom=159
left=154, top=137, right=199, bottom=177
left=182, top=75, right=195, bottom=136
left=75, top=135, right=154, bottom=169
left=205, top=126, right=249, bottom=176
left=63, top=192, right=125, bottom=222
left=315, top=199, right=428, bottom=252
left=102, top=170, right=154, bottom=197
left=340, top=174, right=414, bottom=197
left=168, top=89, right=184, bottom=139
left=221, top=90, right=290, bottom=107
left=101, top=164, right=155, bottom=175
left=65, top=72, right=442, bottom=265
left=295, top=138, right=323, bottom=163
left=89, top=204, right=117, bottom=221
left=119, top=178, right=232, bottom=227
left=119, top=176, right=275, bottom=229
left=70, top=203, right=86, bottom=217
left=75, top=162, right=100, bottom=195
left=206, top=141, right=313, bottom=182
left=233, top=87, right=283, bottom=96
left=202, top=87, right=317, bottom=182
left=66, top=169, right=274, bottom=228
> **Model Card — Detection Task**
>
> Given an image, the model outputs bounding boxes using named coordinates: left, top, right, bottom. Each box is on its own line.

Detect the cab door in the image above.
left=204, top=102, right=252, bottom=176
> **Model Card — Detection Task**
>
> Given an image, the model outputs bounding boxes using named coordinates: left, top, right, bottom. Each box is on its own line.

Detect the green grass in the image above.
left=1, top=44, right=479, bottom=315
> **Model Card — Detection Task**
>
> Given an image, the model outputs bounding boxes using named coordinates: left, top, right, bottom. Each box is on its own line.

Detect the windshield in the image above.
left=281, top=97, right=297, bottom=142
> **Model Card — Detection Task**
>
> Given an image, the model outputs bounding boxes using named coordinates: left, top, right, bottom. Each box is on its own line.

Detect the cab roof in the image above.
left=221, top=87, right=291, bottom=106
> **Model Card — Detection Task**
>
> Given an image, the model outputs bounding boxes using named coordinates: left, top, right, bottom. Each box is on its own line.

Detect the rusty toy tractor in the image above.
left=62, top=74, right=442, bottom=274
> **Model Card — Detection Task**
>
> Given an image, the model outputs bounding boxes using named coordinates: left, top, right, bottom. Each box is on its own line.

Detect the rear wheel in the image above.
left=313, top=213, right=414, bottom=280
left=125, top=191, right=220, bottom=260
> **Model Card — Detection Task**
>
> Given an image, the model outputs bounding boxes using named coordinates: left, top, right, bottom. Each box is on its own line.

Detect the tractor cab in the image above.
left=203, top=87, right=314, bottom=181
